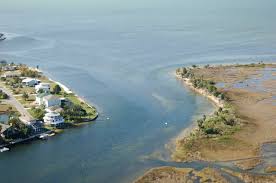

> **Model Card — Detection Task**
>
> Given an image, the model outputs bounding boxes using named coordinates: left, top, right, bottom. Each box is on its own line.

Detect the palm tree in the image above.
left=22, top=92, right=29, bottom=101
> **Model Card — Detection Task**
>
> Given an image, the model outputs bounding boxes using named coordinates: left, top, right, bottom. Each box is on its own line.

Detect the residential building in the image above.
left=26, top=120, right=45, bottom=133
left=42, top=95, right=61, bottom=108
left=35, top=83, right=50, bottom=93
left=43, top=112, right=64, bottom=126
left=36, top=93, right=50, bottom=105
left=22, top=78, right=40, bottom=87
left=1, top=71, right=21, bottom=78
left=1, top=65, right=17, bottom=71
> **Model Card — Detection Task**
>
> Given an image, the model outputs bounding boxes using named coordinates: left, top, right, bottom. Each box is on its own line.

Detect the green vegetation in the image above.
left=2, top=76, right=23, bottom=89
left=0, top=90, right=8, bottom=99
left=196, top=106, right=239, bottom=136
left=28, top=107, right=45, bottom=120
left=60, top=94, right=97, bottom=122
left=52, top=84, right=61, bottom=94
left=61, top=103, right=87, bottom=122
left=20, top=67, right=40, bottom=78
left=22, top=92, right=29, bottom=101
left=235, top=62, right=265, bottom=68
left=176, top=67, right=225, bottom=100
left=4, top=118, right=33, bottom=139
left=175, top=66, right=241, bottom=156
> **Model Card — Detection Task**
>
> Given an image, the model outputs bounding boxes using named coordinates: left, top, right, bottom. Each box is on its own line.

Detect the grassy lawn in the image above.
left=14, top=87, right=36, bottom=95
left=66, top=94, right=98, bottom=118
left=0, top=103, right=17, bottom=113
left=0, top=103, right=20, bottom=118
left=15, top=95, right=35, bottom=108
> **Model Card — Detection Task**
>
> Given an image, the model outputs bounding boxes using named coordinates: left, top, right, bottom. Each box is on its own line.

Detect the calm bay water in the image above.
left=1, top=0, right=276, bottom=182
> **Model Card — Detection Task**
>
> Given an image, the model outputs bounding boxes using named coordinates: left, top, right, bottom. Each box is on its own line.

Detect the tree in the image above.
left=61, top=104, right=87, bottom=121
left=30, top=107, right=45, bottom=120
left=8, top=118, right=32, bottom=137
left=37, top=89, right=45, bottom=94
left=0, top=90, right=8, bottom=99
left=52, top=84, right=62, bottom=94
left=22, top=92, right=29, bottom=101
left=197, top=119, right=204, bottom=129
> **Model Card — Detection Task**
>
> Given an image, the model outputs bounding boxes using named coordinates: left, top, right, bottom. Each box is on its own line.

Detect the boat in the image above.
left=0, top=33, right=6, bottom=41
left=0, top=147, right=9, bottom=152
left=48, top=133, right=55, bottom=137
left=39, top=134, right=49, bottom=140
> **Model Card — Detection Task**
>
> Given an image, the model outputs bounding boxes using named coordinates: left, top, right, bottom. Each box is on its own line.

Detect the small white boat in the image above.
left=48, top=133, right=55, bottom=137
left=106, top=117, right=110, bottom=120
left=39, top=134, right=49, bottom=139
left=0, top=147, right=9, bottom=152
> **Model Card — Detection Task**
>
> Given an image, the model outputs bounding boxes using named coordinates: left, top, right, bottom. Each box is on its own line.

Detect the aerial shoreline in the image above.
left=0, top=63, right=98, bottom=149
left=31, top=66, right=99, bottom=122
left=135, top=62, right=276, bottom=182
left=37, top=67, right=99, bottom=120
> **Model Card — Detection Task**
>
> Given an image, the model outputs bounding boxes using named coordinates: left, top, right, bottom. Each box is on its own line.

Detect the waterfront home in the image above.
left=0, top=124, right=10, bottom=138
left=22, top=78, right=40, bottom=87
left=1, top=71, right=21, bottom=78
left=43, top=112, right=64, bottom=126
left=46, top=106, right=63, bottom=113
left=1, top=65, right=17, bottom=71
left=1, top=125, right=18, bottom=139
left=35, top=83, right=50, bottom=93
left=42, top=95, right=61, bottom=108
left=36, top=93, right=50, bottom=105
left=26, top=120, right=45, bottom=133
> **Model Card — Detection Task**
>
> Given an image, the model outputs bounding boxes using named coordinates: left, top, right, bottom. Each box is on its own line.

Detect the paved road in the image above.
left=0, top=84, right=33, bottom=122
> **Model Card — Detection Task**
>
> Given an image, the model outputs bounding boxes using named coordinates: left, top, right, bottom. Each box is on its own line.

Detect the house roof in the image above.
left=39, top=83, right=50, bottom=86
left=36, top=92, right=50, bottom=98
left=3, top=71, right=21, bottom=76
left=43, top=95, right=60, bottom=101
left=22, top=78, right=39, bottom=83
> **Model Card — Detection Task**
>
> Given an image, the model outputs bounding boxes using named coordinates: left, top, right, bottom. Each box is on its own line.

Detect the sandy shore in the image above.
left=176, top=74, right=224, bottom=108
left=170, top=74, right=223, bottom=142
left=48, top=78, right=73, bottom=94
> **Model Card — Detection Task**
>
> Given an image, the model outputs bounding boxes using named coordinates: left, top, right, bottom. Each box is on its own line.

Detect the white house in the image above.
left=1, top=71, right=21, bottom=78
left=35, top=83, right=51, bottom=93
left=22, top=78, right=40, bottom=87
left=42, top=95, right=61, bottom=108
left=2, top=65, right=17, bottom=71
left=43, top=112, right=64, bottom=126
left=36, top=93, right=50, bottom=105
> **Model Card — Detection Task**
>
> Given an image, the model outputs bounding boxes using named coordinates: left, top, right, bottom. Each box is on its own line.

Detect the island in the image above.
left=0, top=61, right=98, bottom=150
left=135, top=62, right=276, bottom=182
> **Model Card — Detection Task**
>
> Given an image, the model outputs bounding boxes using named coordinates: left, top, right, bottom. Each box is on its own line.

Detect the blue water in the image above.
left=1, top=0, right=276, bottom=182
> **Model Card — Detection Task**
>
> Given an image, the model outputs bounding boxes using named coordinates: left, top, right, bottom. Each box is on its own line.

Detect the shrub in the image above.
left=52, top=84, right=61, bottom=94
left=30, top=107, right=45, bottom=120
